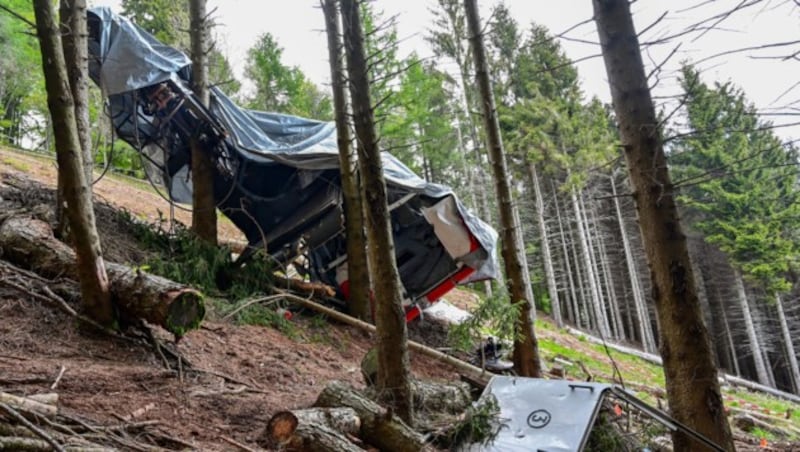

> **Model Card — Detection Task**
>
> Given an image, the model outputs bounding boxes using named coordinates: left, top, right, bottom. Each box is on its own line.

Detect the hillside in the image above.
left=1, top=145, right=799, bottom=451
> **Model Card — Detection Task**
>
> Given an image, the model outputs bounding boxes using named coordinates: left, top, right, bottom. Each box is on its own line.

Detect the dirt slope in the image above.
left=0, top=147, right=461, bottom=451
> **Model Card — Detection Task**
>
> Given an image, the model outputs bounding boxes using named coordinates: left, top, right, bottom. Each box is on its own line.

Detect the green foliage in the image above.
left=444, top=395, right=501, bottom=449
left=123, top=210, right=273, bottom=301
left=209, top=49, right=241, bottom=96
left=381, top=55, right=460, bottom=185
left=360, top=1, right=402, bottom=137
left=448, top=290, right=520, bottom=352
left=584, top=413, right=629, bottom=452
left=671, top=65, right=800, bottom=294
left=244, top=32, right=331, bottom=119
left=225, top=302, right=295, bottom=336
left=0, top=0, right=45, bottom=146
left=121, top=0, right=189, bottom=49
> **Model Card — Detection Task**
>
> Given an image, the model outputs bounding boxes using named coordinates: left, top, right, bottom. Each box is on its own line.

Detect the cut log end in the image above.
left=165, top=290, right=205, bottom=338
left=267, top=411, right=300, bottom=443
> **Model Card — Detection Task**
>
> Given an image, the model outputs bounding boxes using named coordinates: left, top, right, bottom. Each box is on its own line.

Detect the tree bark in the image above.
left=776, top=294, right=800, bottom=394
left=340, top=0, right=414, bottom=425
left=593, top=1, right=735, bottom=449
left=189, top=0, right=217, bottom=245
left=529, top=163, right=561, bottom=327
left=58, top=0, right=93, bottom=238
left=33, top=0, right=115, bottom=327
left=314, top=381, right=426, bottom=452
left=0, top=392, right=57, bottom=418
left=0, top=216, right=204, bottom=337
left=264, top=407, right=362, bottom=452
left=321, top=0, right=371, bottom=320
left=464, top=0, right=541, bottom=378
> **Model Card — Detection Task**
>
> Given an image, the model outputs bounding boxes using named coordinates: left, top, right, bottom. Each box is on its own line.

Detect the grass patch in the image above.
left=1, top=156, right=31, bottom=172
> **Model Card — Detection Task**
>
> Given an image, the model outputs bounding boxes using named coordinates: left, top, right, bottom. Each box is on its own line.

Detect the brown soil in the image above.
left=0, top=147, right=464, bottom=451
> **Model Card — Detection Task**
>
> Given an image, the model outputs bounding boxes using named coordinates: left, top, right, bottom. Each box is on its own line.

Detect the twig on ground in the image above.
left=192, top=368, right=266, bottom=392
left=50, top=365, right=66, bottom=390
left=0, top=402, right=65, bottom=452
left=221, top=294, right=285, bottom=321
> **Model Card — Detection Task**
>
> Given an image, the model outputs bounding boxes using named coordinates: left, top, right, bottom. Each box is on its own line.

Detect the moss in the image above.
left=165, top=292, right=206, bottom=337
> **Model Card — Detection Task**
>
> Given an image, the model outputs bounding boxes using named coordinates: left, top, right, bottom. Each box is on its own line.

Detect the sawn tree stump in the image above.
left=264, top=407, right=362, bottom=451
left=314, top=380, right=427, bottom=452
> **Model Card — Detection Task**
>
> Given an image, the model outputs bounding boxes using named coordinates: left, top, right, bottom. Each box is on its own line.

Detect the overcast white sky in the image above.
left=90, top=0, right=800, bottom=140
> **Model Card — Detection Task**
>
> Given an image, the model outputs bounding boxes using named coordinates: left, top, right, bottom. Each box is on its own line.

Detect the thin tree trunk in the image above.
left=59, top=0, right=92, bottom=185
left=583, top=195, right=613, bottom=338
left=322, top=0, right=371, bottom=321
left=593, top=0, right=734, bottom=448
left=341, top=0, right=413, bottom=424
left=595, top=207, right=623, bottom=340
left=34, top=0, right=114, bottom=326
left=58, top=0, right=93, bottom=239
left=572, top=188, right=608, bottom=337
left=612, top=175, right=656, bottom=352
left=529, top=163, right=561, bottom=327
left=189, top=0, right=217, bottom=244
left=552, top=180, right=580, bottom=327
left=719, top=300, right=741, bottom=376
left=464, top=0, right=541, bottom=377
left=776, top=294, right=800, bottom=394
left=735, top=270, right=769, bottom=385
left=566, top=204, right=589, bottom=330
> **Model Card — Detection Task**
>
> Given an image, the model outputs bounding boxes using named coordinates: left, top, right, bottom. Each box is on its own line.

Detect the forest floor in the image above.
left=1, top=146, right=799, bottom=451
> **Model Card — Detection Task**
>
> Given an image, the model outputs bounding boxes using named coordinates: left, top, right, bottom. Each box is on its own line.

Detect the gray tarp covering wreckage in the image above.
left=86, top=7, right=498, bottom=308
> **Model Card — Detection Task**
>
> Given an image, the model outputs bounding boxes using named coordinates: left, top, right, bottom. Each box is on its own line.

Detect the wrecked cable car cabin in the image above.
left=86, top=8, right=498, bottom=320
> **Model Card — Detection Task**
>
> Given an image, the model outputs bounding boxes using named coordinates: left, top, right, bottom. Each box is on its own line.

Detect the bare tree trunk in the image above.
left=34, top=0, right=114, bottom=326
left=611, top=175, right=656, bottom=352
left=595, top=207, right=623, bottom=340
left=529, top=163, right=561, bottom=327
left=572, top=188, right=608, bottom=337
left=583, top=195, right=613, bottom=338
left=340, top=0, right=413, bottom=424
left=719, top=302, right=741, bottom=376
left=776, top=294, right=800, bottom=394
left=57, top=0, right=93, bottom=238
left=566, top=204, right=589, bottom=330
left=464, top=0, right=541, bottom=377
left=189, top=0, right=217, bottom=244
left=59, top=0, right=92, bottom=185
left=734, top=270, right=769, bottom=385
left=322, top=0, right=371, bottom=321
left=552, top=180, right=580, bottom=327
left=593, top=0, right=734, bottom=449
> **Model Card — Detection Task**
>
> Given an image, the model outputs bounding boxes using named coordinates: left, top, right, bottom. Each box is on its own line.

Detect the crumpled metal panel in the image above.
left=465, top=377, right=613, bottom=452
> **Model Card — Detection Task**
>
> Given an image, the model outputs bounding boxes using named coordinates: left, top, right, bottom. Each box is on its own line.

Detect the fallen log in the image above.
left=275, top=289, right=492, bottom=386
left=412, top=379, right=472, bottom=415
left=272, top=275, right=336, bottom=299
left=264, top=408, right=361, bottom=452
left=315, top=380, right=428, bottom=452
left=0, top=216, right=204, bottom=337
left=0, top=436, right=53, bottom=451
left=0, top=392, right=56, bottom=418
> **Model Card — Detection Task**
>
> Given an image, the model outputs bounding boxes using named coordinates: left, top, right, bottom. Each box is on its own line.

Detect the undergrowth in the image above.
left=118, top=210, right=293, bottom=333
left=447, top=290, right=520, bottom=353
